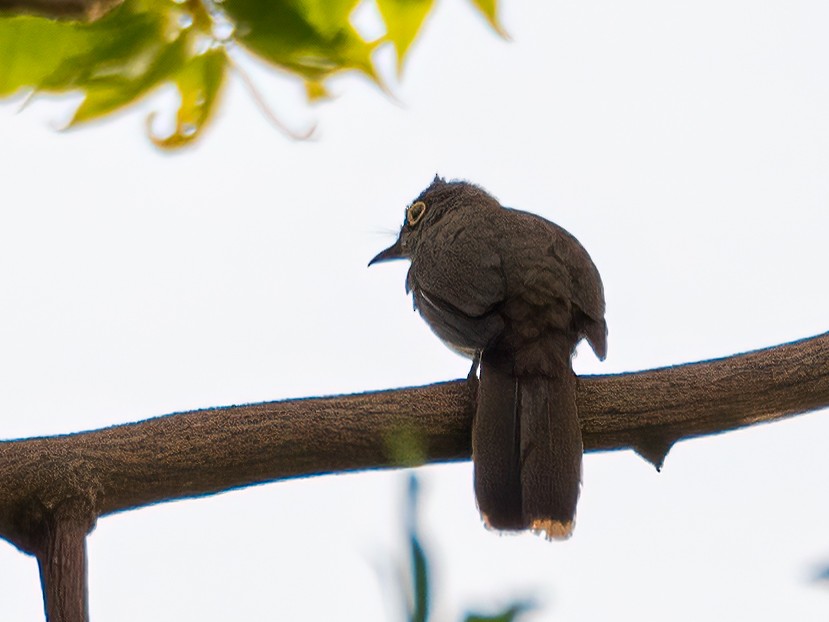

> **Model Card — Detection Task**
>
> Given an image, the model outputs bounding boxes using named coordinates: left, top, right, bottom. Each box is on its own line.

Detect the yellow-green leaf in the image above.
left=151, top=48, right=227, bottom=149
left=0, top=18, right=92, bottom=96
left=299, top=0, right=360, bottom=37
left=223, top=0, right=379, bottom=85
left=376, top=0, right=435, bottom=74
left=467, top=0, right=507, bottom=37
left=70, top=35, right=189, bottom=125
left=0, top=2, right=161, bottom=96
left=305, top=79, right=329, bottom=101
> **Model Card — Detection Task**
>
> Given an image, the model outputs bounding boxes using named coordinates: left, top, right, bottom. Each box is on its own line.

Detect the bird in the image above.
left=369, top=176, right=607, bottom=539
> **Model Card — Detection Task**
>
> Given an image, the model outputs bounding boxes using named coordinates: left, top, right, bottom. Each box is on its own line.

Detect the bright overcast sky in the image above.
left=2, top=0, right=829, bottom=620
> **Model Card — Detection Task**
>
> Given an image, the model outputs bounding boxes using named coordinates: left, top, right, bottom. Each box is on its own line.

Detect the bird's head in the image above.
left=368, top=175, right=497, bottom=265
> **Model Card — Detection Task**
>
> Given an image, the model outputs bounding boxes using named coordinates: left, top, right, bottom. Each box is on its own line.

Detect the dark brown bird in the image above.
left=369, top=176, right=607, bottom=539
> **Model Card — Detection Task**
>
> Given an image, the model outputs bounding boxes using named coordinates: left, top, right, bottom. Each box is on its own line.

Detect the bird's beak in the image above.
left=368, top=238, right=405, bottom=266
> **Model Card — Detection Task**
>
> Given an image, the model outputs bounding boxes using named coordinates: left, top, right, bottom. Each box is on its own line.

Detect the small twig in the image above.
left=227, top=52, right=317, bottom=140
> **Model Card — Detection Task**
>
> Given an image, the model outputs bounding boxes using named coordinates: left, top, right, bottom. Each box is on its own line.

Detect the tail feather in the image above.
left=519, top=372, right=581, bottom=539
left=473, top=356, right=582, bottom=539
left=473, top=356, right=523, bottom=530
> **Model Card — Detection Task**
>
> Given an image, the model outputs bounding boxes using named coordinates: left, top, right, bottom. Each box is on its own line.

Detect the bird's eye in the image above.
left=407, top=201, right=427, bottom=226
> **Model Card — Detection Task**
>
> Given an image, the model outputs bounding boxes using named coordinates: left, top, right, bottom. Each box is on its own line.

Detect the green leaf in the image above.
left=467, top=0, right=508, bottom=37
left=151, top=48, right=228, bottom=149
left=70, top=35, right=189, bottom=125
left=376, top=0, right=435, bottom=73
left=0, top=17, right=93, bottom=96
left=0, top=1, right=165, bottom=97
left=409, top=534, right=429, bottom=622
left=223, top=0, right=379, bottom=86
left=40, top=10, right=163, bottom=93
left=405, top=475, right=430, bottom=622
left=0, top=0, right=200, bottom=126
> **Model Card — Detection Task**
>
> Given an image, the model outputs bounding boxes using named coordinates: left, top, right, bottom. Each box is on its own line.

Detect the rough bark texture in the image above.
left=35, top=509, right=91, bottom=622
left=0, top=0, right=121, bottom=21
left=577, top=331, right=829, bottom=466
left=0, top=332, right=827, bottom=620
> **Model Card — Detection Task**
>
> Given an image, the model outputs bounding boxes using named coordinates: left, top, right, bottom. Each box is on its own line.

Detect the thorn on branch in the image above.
left=631, top=432, right=678, bottom=471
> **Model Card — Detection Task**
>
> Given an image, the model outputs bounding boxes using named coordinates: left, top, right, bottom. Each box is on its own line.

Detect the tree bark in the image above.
left=22, top=497, right=95, bottom=622
left=1, top=331, right=827, bottom=541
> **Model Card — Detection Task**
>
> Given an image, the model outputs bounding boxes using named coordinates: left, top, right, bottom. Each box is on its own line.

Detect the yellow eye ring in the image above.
left=407, top=201, right=427, bottom=226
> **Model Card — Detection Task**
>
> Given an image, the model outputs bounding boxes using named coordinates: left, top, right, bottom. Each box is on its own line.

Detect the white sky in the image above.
left=2, top=0, right=829, bottom=619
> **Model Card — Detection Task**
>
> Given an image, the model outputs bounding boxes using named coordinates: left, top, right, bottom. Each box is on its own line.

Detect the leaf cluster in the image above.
left=0, top=0, right=503, bottom=147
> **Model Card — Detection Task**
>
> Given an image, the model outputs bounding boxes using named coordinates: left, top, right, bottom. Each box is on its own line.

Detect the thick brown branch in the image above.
left=1, top=332, right=827, bottom=554
left=577, top=331, right=829, bottom=468
left=0, top=0, right=121, bottom=21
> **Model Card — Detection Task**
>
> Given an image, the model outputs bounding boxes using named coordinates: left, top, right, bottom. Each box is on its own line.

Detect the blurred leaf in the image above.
left=394, top=474, right=537, bottom=622
left=464, top=602, right=535, bottom=622
left=406, top=475, right=430, bottom=622
left=40, top=11, right=163, bottom=92
left=409, top=525, right=430, bottom=622
left=0, top=18, right=90, bottom=95
left=376, top=0, right=434, bottom=73
left=224, top=0, right=379, bottom=87
left=305, top=79, right=329, bottom=101
left=0, top=1, right=161, bottom=96
left=386, top=426, right=428, bottom=467
left=70, top=35, right=189, bottom=124
left=467, top=0, right=507, bottom=37
left=0, top=0, right=200, bottom=127
left=151, top=48, right=228, bottom=149
left=0, top=0, right=230, bottom=144
left=299, top=0, right=360, bottom=35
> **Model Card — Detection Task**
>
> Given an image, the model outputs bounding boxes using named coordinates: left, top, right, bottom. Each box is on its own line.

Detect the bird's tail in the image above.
left=473, top=354, right=523, bottom=530
left=518, top=372, right=582, bottom=539
left=473, top=355, right=582, bottom=539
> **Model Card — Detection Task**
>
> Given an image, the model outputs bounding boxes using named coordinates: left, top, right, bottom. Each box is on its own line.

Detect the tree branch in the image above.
left=0, top=0, right=121, bottom=22
left=1, top=332, right=827, bottom=554
left=35, top=511, right=91, bottom=622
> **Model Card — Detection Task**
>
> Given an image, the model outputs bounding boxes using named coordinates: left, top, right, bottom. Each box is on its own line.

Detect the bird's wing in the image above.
left=410, top=209, right=507, bottom=318
left=507, top=209, right=608, bottom=359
